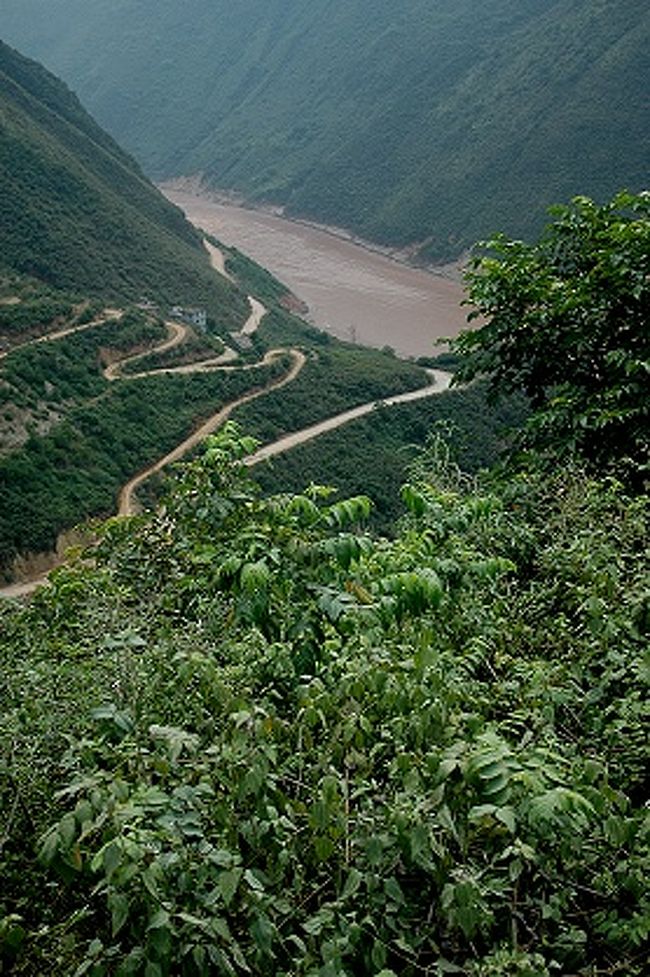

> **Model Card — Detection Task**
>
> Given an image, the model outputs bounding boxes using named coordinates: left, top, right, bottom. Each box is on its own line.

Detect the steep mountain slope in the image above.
left=1, top=0, right=648, bottom=258
left=0, top=42, right=431, bottom=575
left=0, top=40, right=245, bottom=313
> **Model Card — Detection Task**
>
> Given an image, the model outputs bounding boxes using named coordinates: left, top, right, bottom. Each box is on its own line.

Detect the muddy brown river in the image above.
left=161, top=185, right=467, bottom=358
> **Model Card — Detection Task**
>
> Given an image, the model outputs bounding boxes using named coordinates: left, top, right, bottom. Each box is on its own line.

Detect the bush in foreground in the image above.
left=1, top=426, right=647, bottom=975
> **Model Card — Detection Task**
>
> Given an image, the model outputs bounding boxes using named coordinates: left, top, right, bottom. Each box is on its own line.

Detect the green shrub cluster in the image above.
left=0, top=294, right=74, bottom=338
left=253, top=384, right=529, bottom=534
left=1, top=425, right=647, bottom=975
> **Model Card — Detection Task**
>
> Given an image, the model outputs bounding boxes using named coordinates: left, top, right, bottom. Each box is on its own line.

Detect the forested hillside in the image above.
left=2, top=0, right=648, bottom=258
left=0, top=40, right=243, bottom=311
left=0, top=41, right=440, bottom=578
left=1, top=191, right=648, bottom=976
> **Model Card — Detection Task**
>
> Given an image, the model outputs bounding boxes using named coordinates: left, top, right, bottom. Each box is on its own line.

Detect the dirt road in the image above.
left=246, top=369, right=452, bottom=465
left=204, top=239, right=233, bottom=281
left=117, top=348, right=306, bottom=515
left=0, top=308, right=123, bottom=361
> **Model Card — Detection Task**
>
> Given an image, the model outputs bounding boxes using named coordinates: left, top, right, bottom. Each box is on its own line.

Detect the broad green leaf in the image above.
left=219, top=868, right=243, bottom=907
left=250, top=914, right=275, bottom=954
left=109, top=892, right=129, bottom=937
left=341, top=867, right=363, bottom=900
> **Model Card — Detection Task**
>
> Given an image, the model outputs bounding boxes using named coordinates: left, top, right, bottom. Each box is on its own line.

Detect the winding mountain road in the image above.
left=117, top=347, right=306, bottom=515
left=245, top=369, right=451, bottom=465
left=0, top=271, right=452, bottom=597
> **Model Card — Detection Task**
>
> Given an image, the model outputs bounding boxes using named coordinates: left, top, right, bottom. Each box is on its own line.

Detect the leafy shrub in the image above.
left=1, top=426, right=647, bottom=975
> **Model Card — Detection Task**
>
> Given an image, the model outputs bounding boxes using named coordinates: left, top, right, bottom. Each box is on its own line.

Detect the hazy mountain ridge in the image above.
left=1, top=0, right=648, bottom=258
left=0, top=39, right=244, bottom=311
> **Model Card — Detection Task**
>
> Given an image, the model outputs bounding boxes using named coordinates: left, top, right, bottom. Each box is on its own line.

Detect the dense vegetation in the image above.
left=0, top=272, right=81, bottom=345
left=1, top=425, right=647, bottom=976
left=454, top=191, right=649, bottom=489
left=1, top=190, right=647, bottom=976
left=0, top=40, right=248, bottom=319
left=252, top=384, right=529, bottom=535
left=2, top=1, right=648, bottom=258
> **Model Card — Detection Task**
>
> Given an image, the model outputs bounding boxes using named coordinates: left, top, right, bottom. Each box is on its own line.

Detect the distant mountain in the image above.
left=1, top=0, right=648, bottom=259
left=0, top=39, right=245, bottom=314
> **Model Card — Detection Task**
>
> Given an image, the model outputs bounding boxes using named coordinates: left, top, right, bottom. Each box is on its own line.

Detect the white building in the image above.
left=170, top=306, right=207, bottom=329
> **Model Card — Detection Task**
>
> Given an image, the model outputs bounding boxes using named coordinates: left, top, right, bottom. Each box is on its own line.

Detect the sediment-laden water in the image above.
left=162, top=186, right=467, bottom=358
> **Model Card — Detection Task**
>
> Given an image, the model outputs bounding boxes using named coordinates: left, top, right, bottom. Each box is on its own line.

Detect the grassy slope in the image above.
left=252, top=383, right=529, bottom=534
left=0, top=40, right=248, bottom=319
left=1, top=0, right=648, bottom=257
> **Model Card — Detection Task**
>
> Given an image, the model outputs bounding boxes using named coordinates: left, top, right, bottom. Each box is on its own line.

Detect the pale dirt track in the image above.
left=103, top=320, right=188, bottom=379
left=204, top=236, right=266, bottom=338
left=242, top=297, right=266, bottom=336
left=0, top=308, right=123, bottom=361
left=117, top=348, right=306, bottom=515
left=104, top=320, right=239, bottom=379
left=0, top=578, right=47, bottom=599
left=246, top=369, right=452, bottom=465
left=204, top=239, right=233, bottom=281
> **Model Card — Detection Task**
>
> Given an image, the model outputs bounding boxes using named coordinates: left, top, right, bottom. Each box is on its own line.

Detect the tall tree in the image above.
left=454, top=191, right=649, bottom=486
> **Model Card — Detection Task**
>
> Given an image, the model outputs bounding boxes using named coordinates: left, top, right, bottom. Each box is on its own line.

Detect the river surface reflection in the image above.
left=161, top=186, right=467, bottom=358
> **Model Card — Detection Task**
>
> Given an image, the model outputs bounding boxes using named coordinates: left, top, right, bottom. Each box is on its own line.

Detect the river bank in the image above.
left=163, top=176, right=465, bottom=280
left=160, top=182, right=467, bottom=358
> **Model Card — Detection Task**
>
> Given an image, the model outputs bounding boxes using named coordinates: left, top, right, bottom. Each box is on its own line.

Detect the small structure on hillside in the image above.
left=137, top=297, right=159, bottom=314
left=170, top=306, right=207, bottom=330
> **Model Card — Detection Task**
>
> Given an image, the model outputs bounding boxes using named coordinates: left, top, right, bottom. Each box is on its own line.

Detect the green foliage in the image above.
left=2, top=1, right=647, bottom=258
left=0, top=290, right=74, bottom=341
left=0, top=40, right=248, bottom=322
left=1, top=426, right=648, bottom=975
left=253, top=383, right=529, bottom=534
left=232, top=341, right=428, bottom=443
left=455, top=191, right=649, bottom=486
